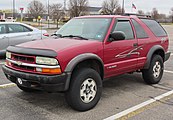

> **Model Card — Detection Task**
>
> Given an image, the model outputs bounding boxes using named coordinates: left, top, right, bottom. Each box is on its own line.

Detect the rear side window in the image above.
left=22, top=25, right=33, bottom=32
left=113, top=20, right=134, bottom=40
left=8, top=24, right=32, bottom=33
left=131, top=19, right=148, bottom=39
left=141, top=19, right=167, bottom=37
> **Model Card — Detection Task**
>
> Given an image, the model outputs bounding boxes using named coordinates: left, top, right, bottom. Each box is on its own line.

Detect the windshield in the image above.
left=56, top=18, right=112, bottom=41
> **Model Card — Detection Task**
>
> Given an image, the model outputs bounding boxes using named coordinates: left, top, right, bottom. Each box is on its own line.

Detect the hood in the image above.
left=17, top=38, right=99, bottom=52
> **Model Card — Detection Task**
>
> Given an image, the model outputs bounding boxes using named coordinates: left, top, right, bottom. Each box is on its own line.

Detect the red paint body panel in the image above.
left=17, top=38, right=103, bottom=72
left=8, top=15, right=169, bottom=79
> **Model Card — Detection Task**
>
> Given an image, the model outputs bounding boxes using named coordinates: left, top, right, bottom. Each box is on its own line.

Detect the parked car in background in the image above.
left=0, top=22, right=48, bottom=56
left=5, top=17, right=16, bottom=22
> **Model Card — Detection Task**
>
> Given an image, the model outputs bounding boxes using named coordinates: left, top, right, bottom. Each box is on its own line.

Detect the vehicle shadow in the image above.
left=102, top=73, right=146, bottom=98
left=14, top=73, right=146, bottom=113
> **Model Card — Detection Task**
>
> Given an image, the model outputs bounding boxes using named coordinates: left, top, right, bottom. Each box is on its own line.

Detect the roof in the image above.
left=76, top=15, right=135, bottom=19
left=124, top=13, right=151, bottom=19
left=77, top=15, right=119, bottom=18
left=0, top=22, right=21, bottom=24
left=76, top=14, right=152, bottom=19
left=0, top=22, right=38, bottom=30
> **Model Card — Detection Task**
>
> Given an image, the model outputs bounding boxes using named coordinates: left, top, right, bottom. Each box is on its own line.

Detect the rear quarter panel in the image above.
left=133, top=17, right=168, bottom=69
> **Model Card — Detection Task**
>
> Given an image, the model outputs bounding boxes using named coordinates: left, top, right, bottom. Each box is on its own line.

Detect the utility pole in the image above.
left=122, top=0, right=124, bottom=15
left=48, top=0, right=50, bottom=28
left=63, top=0, right=66, bottom=22
left=13, top=0, right=15, bottom=18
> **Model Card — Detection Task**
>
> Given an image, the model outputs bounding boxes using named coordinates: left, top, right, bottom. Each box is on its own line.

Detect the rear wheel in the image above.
left=65, top=68, right=102, bottom=111
left=142, top=55, right=164, bottom=84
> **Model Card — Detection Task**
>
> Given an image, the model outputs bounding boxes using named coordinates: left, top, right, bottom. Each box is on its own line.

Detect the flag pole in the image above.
left=131, top=2, right=133, bottom=13
left=122, top=0, right=124, bottom=14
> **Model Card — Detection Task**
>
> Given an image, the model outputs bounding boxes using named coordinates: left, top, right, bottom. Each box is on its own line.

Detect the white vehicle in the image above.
left=5, top=17, right=16, bottom=22
left=0, top=22, right=49, bottom=56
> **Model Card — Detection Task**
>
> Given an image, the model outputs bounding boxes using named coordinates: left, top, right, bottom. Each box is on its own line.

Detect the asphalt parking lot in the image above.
left=0, top=25, right=173, bottom=120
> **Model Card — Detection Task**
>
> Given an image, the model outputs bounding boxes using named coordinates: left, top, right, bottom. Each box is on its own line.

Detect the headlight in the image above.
left=36, top=57, right=58, bottom=65
left=6, top=52, right=11, bottom=59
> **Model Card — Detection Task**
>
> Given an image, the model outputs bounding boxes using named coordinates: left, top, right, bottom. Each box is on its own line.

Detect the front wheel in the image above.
left=65, top=68, right=102, bottom=111
left=142, top=55, right=164, bottom=84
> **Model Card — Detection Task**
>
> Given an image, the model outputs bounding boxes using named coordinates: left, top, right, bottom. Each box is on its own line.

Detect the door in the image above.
left=0, top=24, right=9, bottom=54
left=104, top=19, right=138, bottom=78
left=131, top=19, right=150, bottom=68
left=7, top=24, right=33, bottom=46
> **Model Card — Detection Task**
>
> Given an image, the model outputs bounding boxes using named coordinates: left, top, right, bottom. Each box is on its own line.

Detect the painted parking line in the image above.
left=104, top=90, right=173, bottom=120
left=164, top=70, right=173, bottom=74
left=104, top=70, right=173, bottom=120
left=0, top=83, right=16, bottom=89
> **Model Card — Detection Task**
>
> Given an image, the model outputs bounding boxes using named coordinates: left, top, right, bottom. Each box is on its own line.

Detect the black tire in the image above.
left=142, top=55, right=164, bottom=84
left=65, top=68, right=102, bottom=111
left=17, top=85, right=39, bottom=92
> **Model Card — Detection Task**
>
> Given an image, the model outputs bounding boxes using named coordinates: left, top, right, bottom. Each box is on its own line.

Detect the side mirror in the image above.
left=109, top=31, right=126, bottom=42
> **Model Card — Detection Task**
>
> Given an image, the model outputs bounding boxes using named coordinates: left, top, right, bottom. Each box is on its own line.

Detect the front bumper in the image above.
left=2, top=65, right=71, bottom=92
left=165, top=52, right=171, bottom=62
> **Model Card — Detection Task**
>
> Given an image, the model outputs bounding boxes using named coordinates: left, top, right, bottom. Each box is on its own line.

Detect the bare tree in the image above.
left=146, top=12, right=151, bottom=15
left=114, top=6, right=123, bottom=15
left=137, top=10, right=144, bottom=15
left=101, top=0, right=120, bottom=15
left=68, top=0, right=88, bottom=18
left=27, top=0, right=46, bottom=19
left=151, top=8, right=160, bottom=20
left=170, top=8, right=173, bottom=23
left=50, top=3, right=64, bottom=28
left=159, top=14, right=166, bottom=19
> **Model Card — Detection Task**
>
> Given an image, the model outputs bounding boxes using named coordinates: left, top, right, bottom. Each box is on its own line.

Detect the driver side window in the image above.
left=113, top=20, right=134, bottom=40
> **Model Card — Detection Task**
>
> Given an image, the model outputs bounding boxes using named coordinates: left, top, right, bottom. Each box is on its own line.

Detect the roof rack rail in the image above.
left=123, top=13, right=151, bottom=18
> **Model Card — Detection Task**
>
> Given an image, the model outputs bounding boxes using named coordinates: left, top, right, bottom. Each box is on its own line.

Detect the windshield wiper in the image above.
left=62, top=35, right=88, bottom=40
left=51, top=33, right=63, bottom=38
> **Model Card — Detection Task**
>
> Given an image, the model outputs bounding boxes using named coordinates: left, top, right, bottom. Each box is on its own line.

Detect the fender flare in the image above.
left=64, top=53, right=104, bottom=91
left=64, top=53, right=104, bottom=73
left=143, top=45, right=165, bottom=69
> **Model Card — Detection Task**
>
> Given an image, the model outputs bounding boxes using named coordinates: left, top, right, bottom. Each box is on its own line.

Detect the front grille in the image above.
left=12, top=63, right=35, bottom=71
left=10, top=53, right=35, bottom=72
left=7, top=52, right=60, bottom=75
left=12, top=53, right=35, bottom=63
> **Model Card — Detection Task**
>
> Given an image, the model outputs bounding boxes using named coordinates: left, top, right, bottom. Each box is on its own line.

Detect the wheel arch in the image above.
left=65, top=53, right=104, bottom=79
left=143, top=45, right=165, bottom=69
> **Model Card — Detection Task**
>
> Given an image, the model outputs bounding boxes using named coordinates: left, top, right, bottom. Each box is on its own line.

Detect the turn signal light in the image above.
left=6, top=60, right=11, bottom=66
left=36, top=68, right=62, bottom=74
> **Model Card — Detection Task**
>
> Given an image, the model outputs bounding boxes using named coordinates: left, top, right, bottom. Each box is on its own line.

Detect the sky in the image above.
left=0, top=0, right=172, bottom=15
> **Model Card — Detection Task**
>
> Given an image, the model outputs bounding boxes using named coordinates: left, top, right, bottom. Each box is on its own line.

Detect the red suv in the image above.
left=2, top=14, right=171, bottom=111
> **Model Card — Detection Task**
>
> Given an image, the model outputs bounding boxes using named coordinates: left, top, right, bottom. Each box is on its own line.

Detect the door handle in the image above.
left=133, top=43, right=138, bottom=47
left=2, top=36, right=7, bottom=39
left=27, top=33, right=31, bottom=36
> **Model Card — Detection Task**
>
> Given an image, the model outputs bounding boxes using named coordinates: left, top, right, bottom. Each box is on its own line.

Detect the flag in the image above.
left=132, top=3, right=136, bottom=9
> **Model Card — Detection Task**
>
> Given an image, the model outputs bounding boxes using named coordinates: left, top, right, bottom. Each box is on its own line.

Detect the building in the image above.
left=87, top=7, right=102, bottom=15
